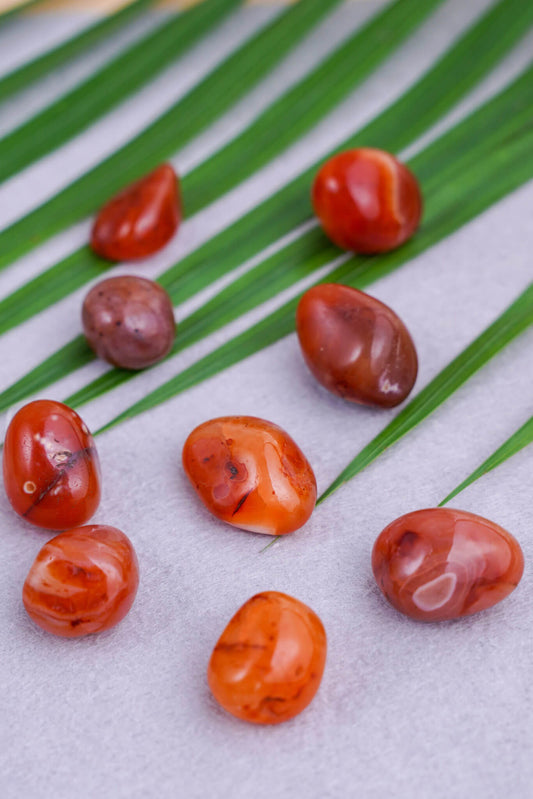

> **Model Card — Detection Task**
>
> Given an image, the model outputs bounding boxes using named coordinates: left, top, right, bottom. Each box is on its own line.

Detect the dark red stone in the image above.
left=90, top=163, right=181, bottom=261
left=296, top=283, right=417, bottom=407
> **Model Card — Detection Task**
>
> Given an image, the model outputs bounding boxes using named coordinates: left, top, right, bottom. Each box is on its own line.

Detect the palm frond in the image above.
left=0, top=0, right=153, bottom=105
left=439, top=415, right=533, bottom=505
left=1, top=0, right=531, bottom=411
left=0, top=0, right=43, bottom=27
left=0, top=0, right=243, bottom=183
left=0, top=0, right=345, bottom=267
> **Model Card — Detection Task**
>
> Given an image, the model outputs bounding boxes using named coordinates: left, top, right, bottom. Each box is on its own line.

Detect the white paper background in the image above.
left=0, top=2, right=532, bottom=797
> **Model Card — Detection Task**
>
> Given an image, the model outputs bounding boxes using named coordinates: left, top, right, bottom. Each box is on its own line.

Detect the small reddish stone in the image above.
left=372, top=508, right=524, bottom=622
left=23, top=525, right=139, bottom=637
left=82, top=275, right=176, bottom=370
left=296, top=283, right=417, bottom=408
left=90, top=164, right=181, bottom=261
left=182, top=416, right=316, bottom=535
left=312, top=148, right=422, bottom=253
left=3, top=400, right=101, bottom=530
left=208, top=591, right=327, bottom=724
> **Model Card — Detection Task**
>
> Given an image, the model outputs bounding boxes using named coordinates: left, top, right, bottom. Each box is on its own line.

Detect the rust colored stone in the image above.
left=208, top=591, right=327, bottom=724
left=82, top=275, right=176, bottom=370
left=90, top=163, right=181, bottom=261
left=182, top=416, right=316, bottom=535
left=296, top=283, right=417, bottom=407
left=372, top=508, right=524, bottom=622
left=312, top=148, right=422, bottom=253
left=23, top=525, right=139, bottom=637
left=3, top=400, right=101, bottom=530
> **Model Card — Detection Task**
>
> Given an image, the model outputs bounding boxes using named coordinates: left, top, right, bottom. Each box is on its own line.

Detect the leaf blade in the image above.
left=0, top=0, right=154, bottom=105
left=439, top=415, right=533, bottom=506
left=0, top=0, right=343, bottom=265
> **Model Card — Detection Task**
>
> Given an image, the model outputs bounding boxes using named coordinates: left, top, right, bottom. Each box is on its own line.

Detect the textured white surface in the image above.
left=0, top=2, right=532, bottom=798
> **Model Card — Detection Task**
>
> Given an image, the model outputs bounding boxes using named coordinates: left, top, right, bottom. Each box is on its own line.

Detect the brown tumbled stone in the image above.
left=296, top=283, right=418, bottom=408
left=82, top=275, right=176, bottom=370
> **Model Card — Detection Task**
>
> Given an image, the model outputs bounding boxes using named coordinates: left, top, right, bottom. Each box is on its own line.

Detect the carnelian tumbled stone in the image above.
left=90, top=163, right=181, bottom=261
left=372, top=508, right=524, bottom=622
left=312, top=148, right=422, bottom=253
left=182, top=416, right=316, bottom=535
left=208, top=591, right=327, bottom=724
left=296, top=283, right=417, bottom=407
left=3, top=399, right=101, bottom=530
left=23, top=525, right=139, bottom=637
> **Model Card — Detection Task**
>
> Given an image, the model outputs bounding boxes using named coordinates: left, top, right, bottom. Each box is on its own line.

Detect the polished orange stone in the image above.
left=3, top=400, right=101, bottom=530
left=208, top=591, right=327, bottom=724
left=312, top=148, right=422, bottom=253
left=23, top=525, right=139, bottom=637
left=296, top=283, right=417, bottom=408
left=372, top=508, right=524, bottom=622
left=182, top=416, right=317, bottom=535
left=90, top=163, right=181, bottom=261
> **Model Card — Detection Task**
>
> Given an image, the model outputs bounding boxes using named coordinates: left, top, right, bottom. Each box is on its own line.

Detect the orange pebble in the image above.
left=23, top=525, right=139, bottom=637
left=182, top=416, right=317, bottom=535
left=208, top=591, right=327, bottom=724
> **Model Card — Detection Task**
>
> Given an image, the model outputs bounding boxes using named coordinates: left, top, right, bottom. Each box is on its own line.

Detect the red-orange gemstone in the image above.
left=372, top=508, right=524, bottom=622
left=312, top=148, right=422, bottom=253
left=23, top=525, right=139, bottom=637
left=296, top=283, right=418, bottom=408
left=3, top=399, right=101, bottom=530
left=90, top=163, right=181, bottom=261
left=208, top=591, right=327, bottom=724
left=182, top=416, right=316, bottom=535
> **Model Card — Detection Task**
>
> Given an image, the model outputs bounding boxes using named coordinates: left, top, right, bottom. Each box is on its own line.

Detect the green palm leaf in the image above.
left=0, top=0, right=43, bottom=27
left=0, top=0, right=244, bottom=183
left=0, top=0, right=345, bottom=267
left=0, top=0, right=153, bottom=105
left=439, top=415, right=533, bottom=505
left=0, top=0, right=448, bottom=338
left=0, top=0, right=450, bottom=335
left=83, top=107, right=533, bottom=432
left=0, top=0, right=530, bottom=409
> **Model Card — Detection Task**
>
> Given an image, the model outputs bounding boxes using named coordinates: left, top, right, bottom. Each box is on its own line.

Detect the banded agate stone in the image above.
left=23, top=525, right=139, bottom=637
left=312, top=148, right=422, bottom=253
left=372, top=508, right=524, bottom=621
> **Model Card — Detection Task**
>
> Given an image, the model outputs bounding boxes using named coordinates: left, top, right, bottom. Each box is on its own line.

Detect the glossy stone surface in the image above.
left=372, top=508, right=524, bottom=622
left=82, top=275, right=176, bottom=370
left=208, top=591, right=327, bottom=724
left=182, top=416, right=316, bottom=535
left=90, top=163, right=181, bottom=261
left=23, top=525, right=139, bottom=637
left=296, top=283, right=417, bottom=408
left=3, top=400, right=101, bottom=530
left=312, top=148, right=422, bottom=253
